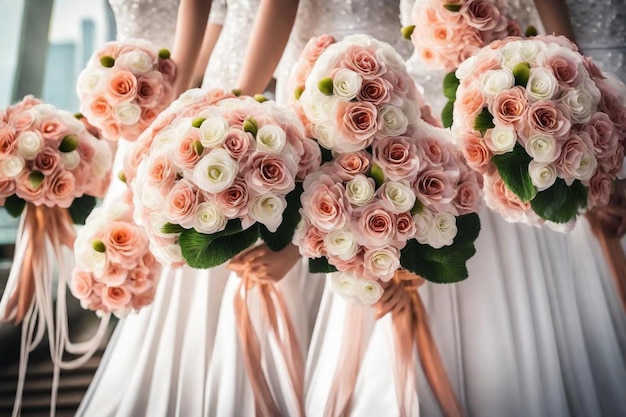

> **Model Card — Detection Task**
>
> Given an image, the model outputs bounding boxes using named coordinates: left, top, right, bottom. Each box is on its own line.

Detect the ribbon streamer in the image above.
left=234, top=278, right=305, bottom=417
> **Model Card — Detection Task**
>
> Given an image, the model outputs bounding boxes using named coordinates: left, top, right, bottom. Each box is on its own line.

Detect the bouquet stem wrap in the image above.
left=234, top=278, right=305, bottom=417
left=0, top=204, right=110, bottom=417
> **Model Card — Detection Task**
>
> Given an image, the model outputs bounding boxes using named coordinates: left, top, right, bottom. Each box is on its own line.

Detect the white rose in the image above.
left=525, top=133, right=558, bottom=163
left=527, top=67, right=558, bottom=101
left=570, top=148, right=598, bottom=182
left=199, top=116, right=229, bottom=148
left=377, top=44, right=406, bottom=72
left=311, top=123, right=336, bottom=150
left=256, top=124, right=287, bottom=154
left=486, top=125, right=517, bottom=154
left=400, top=98, right=421, bottom=131
left=77, top=247, right=106, bottom=276
left=456, top=55, right=478, bottom=80
left=30, top=104, right=57, bottom=123
left=413, top=210, right=435, bottom=245
left=117, top=50, right=154, bottom=75
left=310, top=49, right=342, bottom=81
left=364, top=248, right=400, bottom=282
left=16, top=131, right=43, bottom=160
left=193, top=148, right=238, bottom=193
left=356, top=280, right=384, bottom=305
left=90, top=139, right=113, bottom=178
left=140, top=183, right=165, bottom=211
left=480, top=69, right=514, bottom=97
left=0, top=156, right=24, bottom=178
left=528, top=160, right=557, bottom=191
left=249, top=193, right=286, bottom=232
left=379, top=105, right=409, bottom=137
left=157, top=243, right=184, bottom=265
left=173, top=117, right=192, bottom=140
left=429, top=212, right=457, bottom=249
left=518, top=40, right=546, bottom=63
left=77, top=68, right=105, bottom=95
left=329, top=272, right=359, bottom=301
left=324, top=227, right=358, bottom=260
left=61, top=150, right=81, bottom=170
left=500, top=41, right=524, bottom=69
left=147, top=210, right=176, bottom=238
left=383, top=181, right=416, bottom=213
left=177, top=88, right=205, bottom=105
left=561, top=87, right=596, bottom=124
left=302, top=94, right=336, bottom=124
left=193, top=201, right=227, bottom=234
left=332, top=68, right=362, bottom=100
left=152, top=128, right=177, bottom=153
left=345, top=175, right=376, bottom=206
left=113, top=103, right=141, bottom=125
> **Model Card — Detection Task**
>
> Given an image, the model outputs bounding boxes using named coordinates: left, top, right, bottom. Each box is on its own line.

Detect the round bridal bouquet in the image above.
left=77, top=38, right=177, bottom=141
left=449, top=35, right=626, bottom=228
left=131, top=88, right=321, bottom=268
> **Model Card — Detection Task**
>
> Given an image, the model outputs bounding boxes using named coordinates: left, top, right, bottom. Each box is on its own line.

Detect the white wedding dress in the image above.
left=76, top=2, right=232, bottom=416
left=401, top=1, right=626, bottom=416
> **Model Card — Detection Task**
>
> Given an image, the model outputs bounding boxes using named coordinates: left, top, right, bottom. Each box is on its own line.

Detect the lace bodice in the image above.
left=108, top=0, right=180, bottom=49
left=202, top=0, right=261, bottom=90
left=275, top=0, right=409, bottom=103
left=565, top=0, right=626, bottom=82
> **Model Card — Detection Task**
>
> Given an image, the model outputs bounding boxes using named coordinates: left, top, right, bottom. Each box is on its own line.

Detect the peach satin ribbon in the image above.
left=234, top=278, right=305, bottom=417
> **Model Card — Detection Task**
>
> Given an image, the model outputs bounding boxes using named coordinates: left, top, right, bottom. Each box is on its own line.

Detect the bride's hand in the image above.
left=228, top=243, right=301, bottom=284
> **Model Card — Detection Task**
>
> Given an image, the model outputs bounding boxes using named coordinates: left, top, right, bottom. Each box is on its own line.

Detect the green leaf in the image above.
left=259, top=183, right=304, bottom=252
left=401, top=25, right=415, bottom=40
left=161, top=222, right=185, bottom=234
left=525, top=25, right=538, bottom=37
left=318, top=77, right=334, bottom=95
left=178, top=219, right=258, bottom=269
left=453, top=213, right=481, bottom=246
left=411, top=199, right=424, bottom=215
left=308, top=256, right=338, bottom=274
left=443, top=3, right=462, bottom=12
left=243, top=117, right=258, bottom=137
left=492, top=143, right=537, bottom=203
left=99, top=55, right=115, bottom=68
left=158, top=48, right=171, bottom=60
left=530, top=179, right=587, bottom=223
left=28, top=171, right=44, bottom=189
left=59, top=134, right=79, bottom=152
left=443, top=71, right=460, bottom=101
left=69, top=195, right=97, bottom=225
left=473, top=108, right=495, bottom=135
left=441, top=100, right=454, bottom=129
left=4, top=195, right=26, bottom=217
left=92, top=239, right=106, bottom=253
left=513, top=62, right=531, bottom=87
left=191, top=117, right=206, bottom=128
left=370, top=163, right=385, bottom=188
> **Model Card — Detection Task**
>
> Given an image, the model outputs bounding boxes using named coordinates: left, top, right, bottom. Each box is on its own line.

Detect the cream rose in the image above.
left=77, top=68, right=106, bottom=95
left=528, top=160, right=557, bottom=191
left=561, top=87, right=596, bottom=124
left=430, top=212, right=457, bottom=249
left=345, top=175, right=376, bottom=206
left=379, top=105, right=409, bottom=137
left=527, top=67, right=559, bottom=101
left=16, top=131, right=43, bottom=160
left=113, top=103, right=142, bottom=125
left=61, top=150, right=81, bottom=170
left=485, top=125, right=517, bottom=154
left=324, top=227, right=359, bottom=260
left=330, top=272, right=359, bottom=301
left=193, top=148, right=238, bottom=193
left=117, top=50, right=154, bottom=75
left=256, top=124, right=287, bottom=154
left=525, top=133, right=559, bottom=163
left=356, top=280, right=384, bottom=305
left=332, top=68, right=362, bottom=100
left=413, top=210, right=435, bottom=245
left=194, top=201, right=228, bottom=234
left=249, top=193, right=286, bottom=232
left=363, top=247, right=400, bottom=282
left=381, top=181, right=416, bottom=213
left=0, top=156, right=24, bottom=178
left=199, top=116, right=229, bottom=148
left=312, top=123, right=337, bottom=150
left=480, top=69, right=515, bottom=97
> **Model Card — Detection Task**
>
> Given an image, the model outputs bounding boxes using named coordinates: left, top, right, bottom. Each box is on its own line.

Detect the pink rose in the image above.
left=354, top=203, right=397, bottom=248
left=558, top=132, right=597, bottom=184
left=46, top=169, right=76, bottom=208
left=0, top=178, right=16, bottom=202
left=301, top=174, right=348, bottom=232
left=484, top=173, right=530, bottom=221
left=40, top=117, right=69, bottom=143
left=140, top=107, right=159, bottom=128
left=128, top=267, right=153, bottom=294
left=526, top=100, right=572, bottom=139
left=103, top=221, right=148, bottom=266
left=102, top=285, right=132, bottom=311
left=136, top=71, right=165, bottom=108
left=158, top=58, right=177, bottom=84
left=414, top=169, right=457, bottom=213
left=165, top=179, right=199, bottom=228
left=131, top=286, right=156, bottom=310
left=223, top=128, right=253, bottom=159
left=396, top=211, right=416, bottom=241
left=33, top=146, right=61, bottom=175
left=334, top=151, right=371, bottom=181
left=456, top=85, right=486, bottom=127
left=215, top=178, right=249, bottom=218
left=599, top=144, right=624, bottom=175
left=372, top=137, right=420, bottom=181
left=341, top=46, right=385, bottom=79
left=8, top=110, right=34, bottom=131
left=106, top=71, right=138, bottom=105
left=583, top=112, right=619, bottom=159
left=336, top=101, right=380, bottom=151
left=0, top=125, right=16, bottom=157
left=461, top=0, right=502, bottom=31
left=357, top=77, right=391, bottom=105
left=462, top=133, right=493, bottom=173
left=297, top=137, right=322, bottom=179
left=302, top=34, right=336, bottom=63
left=506, top=19, right=523, bottom=37
left=70, top=270, right=94, bottom=299
left=174, top=133, right=204, bottom=171
left=88, top=97, right=112, bottom=121
left=77, top=139, right=96, bottom=161
left=15, top=170, right=46, bottom=204
left=223, top=109, right=249, bottom=127
left=138, top=251, right=157, bottom=269
left=100, top=262, right=129, bottom=286
left=541, top=48, right=583, bottom=88
left=582, top=56, right=604, bottom=80
left=454, top=171, right=484, bottom=214
left=415, top=135, right=452, bottom=168
left=146, top=153, right=177, bottom=187
left=587, top=171, right=613, bottom=207
left=297, top=223, right=326, bottom=258
left=245, top=153, right=296, bottom=194
left=492, top=87, right=528, bottom=129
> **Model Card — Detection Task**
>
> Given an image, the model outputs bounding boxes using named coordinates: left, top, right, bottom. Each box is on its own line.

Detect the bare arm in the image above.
left=192, top=23, right=224, bottom=88
left=171, top=0, right=213, bottom=96
left=533, top=0, right=575, bottom=40
left=236, top=0, right=300, bottom=95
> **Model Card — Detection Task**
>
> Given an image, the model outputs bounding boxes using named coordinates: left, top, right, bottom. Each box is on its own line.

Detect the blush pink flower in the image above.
left=146, top=153, right=177, bottom=186
left=372, top=137, right=420, bottom=181
left=136, top=71, right=165, bottom=108
left=0, top=125, right=16, bottom=157
left=102, top=285, right=132, bottom=311
left=583, top=112, right=619, bottom=159
left=301, top=175, right=348, bottom=232
left=492, top=87, right=528, bottom=129
left=461, top=0, right=502, bottom=31
left=587, top=171, right=613, bottom=207
left=100, top=262, right=129, bottom=286
left=334, top=151, right=371, bottom=181
left=70, top=270, right=94, bottom=299
left=33, top=146, right=62, bottom=175
left=302, top=34, right=336, bottom=63
left=341, top=46, right=385, bottom=78
left=526, top=100, right=572, bottom=139
left=414, top=169, right=457, bottom=213
left=165, top=179, right=199, bottom=228
left=245, top=153, right=296, bottom=194
left=102, top=221, right=148, bottom=266
left=215, top=178, right=249, bottom=218
left=336, top=101, right=380, bottom=151
left=223, top=128, right=253, bottom=159
left=354, top=203, right=397, bottom=248
left=106, top=70, right=138, bottom=106
left=46, top=169, right=77, bottom=208
left=357, top=77, right=391, bottom=105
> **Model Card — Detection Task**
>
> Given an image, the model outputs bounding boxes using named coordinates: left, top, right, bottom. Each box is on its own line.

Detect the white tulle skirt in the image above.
left=306, top=209, right=626, bottom=417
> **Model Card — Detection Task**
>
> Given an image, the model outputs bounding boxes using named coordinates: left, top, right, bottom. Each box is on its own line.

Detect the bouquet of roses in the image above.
left=449, top=35, right=626, bottom=227
left=131, top=88, right=321, bottom=268
left=77, top=38, right=177, bottom=141
left=294, top=121, right=483, bottom=305
left=71, top=195, right=160, bottom=317
left=403, top=0, right=522, bottom=73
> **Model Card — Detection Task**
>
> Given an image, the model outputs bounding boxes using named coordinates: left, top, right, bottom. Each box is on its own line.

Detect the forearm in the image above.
left=533, top=0, right=575, bottom=40
left=192, top=23, right=224, bottom=88
left=171, top=0, right=213, bottom=95
left=236, top=0, right=300, bottom=95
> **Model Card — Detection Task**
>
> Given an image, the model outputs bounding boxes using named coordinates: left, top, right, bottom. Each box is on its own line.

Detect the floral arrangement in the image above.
left=71, top=197, right=160, bottom=317
left=449, top=35, right=626, bottom=227
left=77, top=38, right=177, bottom=141
left=404, top=0, right=522, bottom=73
left=131, top=88, right=321, bottom=268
